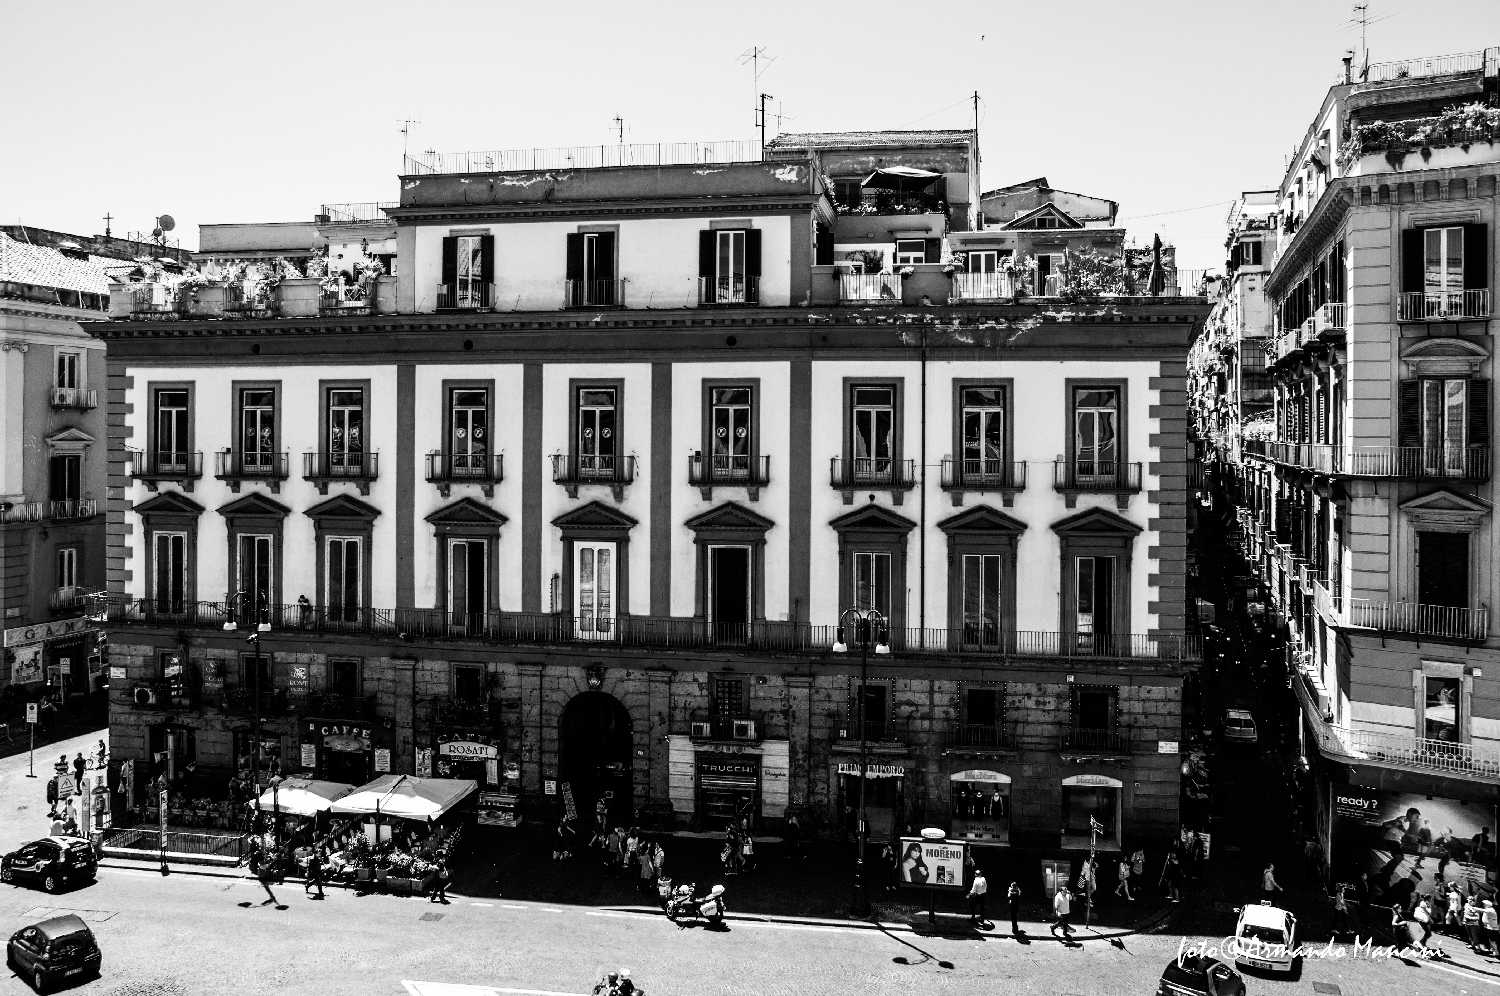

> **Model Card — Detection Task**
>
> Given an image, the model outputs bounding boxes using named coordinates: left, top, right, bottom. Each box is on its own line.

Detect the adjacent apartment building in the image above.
left=1211, top=47, right=1500, bottom=893
left=96, top=134, right=1209, bottom=851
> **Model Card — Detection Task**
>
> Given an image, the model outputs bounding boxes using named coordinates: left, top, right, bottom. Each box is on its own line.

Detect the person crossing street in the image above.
left=430, top=855, right=451, bottom=904
left=304, top=848, right=326, bottom=900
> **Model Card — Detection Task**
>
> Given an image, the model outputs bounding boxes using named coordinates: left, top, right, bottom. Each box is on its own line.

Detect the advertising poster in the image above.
left=1331, top=783, right=1497, bottom=907
left=898, top=837, right=968, bottom=890
left=11, top=646, right=42, bottom=685
left=415, top=747, right=433, bottom=778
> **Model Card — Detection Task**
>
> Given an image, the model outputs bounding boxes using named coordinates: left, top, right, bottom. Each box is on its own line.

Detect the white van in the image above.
left=1232, top=902, right=1297, bottom=972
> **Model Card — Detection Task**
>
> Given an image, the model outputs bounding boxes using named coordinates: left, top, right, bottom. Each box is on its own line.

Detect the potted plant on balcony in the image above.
left=275, top=257, right=321, bottom=318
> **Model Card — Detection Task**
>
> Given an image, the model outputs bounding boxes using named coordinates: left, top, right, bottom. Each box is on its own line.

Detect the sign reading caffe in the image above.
left=304, top=720, right=373, bottom=753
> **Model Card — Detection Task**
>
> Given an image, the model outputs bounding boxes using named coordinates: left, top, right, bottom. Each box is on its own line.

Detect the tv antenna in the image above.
left=757, top=93, right=774, bottom=152
left=1346, top=4, right=1393, bottom=77
left=738, top=47, right=776, bottom=131
left=399, top=118, right=421, bottom=160
left=612, top=116, right=624, bottom=145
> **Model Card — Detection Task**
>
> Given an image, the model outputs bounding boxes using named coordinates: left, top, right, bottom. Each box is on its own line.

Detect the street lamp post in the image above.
left=833, top=606, right=890, bottom=919
left=230, top=591, right=272, bottom=796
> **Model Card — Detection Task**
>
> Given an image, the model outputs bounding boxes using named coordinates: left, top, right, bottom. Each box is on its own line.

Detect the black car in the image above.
left=1158, top=953, right=1245, bottom=996
left=6, top=914, right=102, bottom=992
left=1, top=837, right=97, bottom=894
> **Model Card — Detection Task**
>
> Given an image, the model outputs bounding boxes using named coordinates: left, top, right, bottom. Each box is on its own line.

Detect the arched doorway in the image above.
left=559, top=691, right=634, bottom=827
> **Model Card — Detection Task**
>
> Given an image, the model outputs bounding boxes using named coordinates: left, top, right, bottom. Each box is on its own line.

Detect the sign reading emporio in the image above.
left=3, top=618, right=94, bottom=648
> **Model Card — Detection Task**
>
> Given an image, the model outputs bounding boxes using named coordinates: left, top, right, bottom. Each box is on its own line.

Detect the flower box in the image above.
left=383, top=872, right=434, bottom=895
left=274, top=277, right=322, bottom=318
left=186, top=285, right=230, bottom=316
left=373, top=275, right=398, bottom=314
left=355, top=867, right=373, bottom=882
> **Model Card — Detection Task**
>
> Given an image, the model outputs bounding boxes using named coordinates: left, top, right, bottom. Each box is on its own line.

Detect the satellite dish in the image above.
left=157, top=215, right=176, bottom=232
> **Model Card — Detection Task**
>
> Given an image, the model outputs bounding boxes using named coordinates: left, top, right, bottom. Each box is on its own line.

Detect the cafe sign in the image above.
left=439, top=740, right=500, bottom=760
left=4, top=618, right=94, bottom=648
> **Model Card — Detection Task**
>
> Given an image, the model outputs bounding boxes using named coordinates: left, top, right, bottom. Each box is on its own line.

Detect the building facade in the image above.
left=98, top=139, right=1208, bottom=849
left=1205, top=48, right=1500, bottom=890
left=0, top=226, right=187, bottom=700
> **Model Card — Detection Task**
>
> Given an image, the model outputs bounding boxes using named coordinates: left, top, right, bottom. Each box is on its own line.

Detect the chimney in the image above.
left=1342, top=51, right=1354, bottom=85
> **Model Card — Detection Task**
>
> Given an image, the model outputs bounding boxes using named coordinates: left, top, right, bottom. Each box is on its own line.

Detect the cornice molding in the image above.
left=388, top=197, right=824, bottom=225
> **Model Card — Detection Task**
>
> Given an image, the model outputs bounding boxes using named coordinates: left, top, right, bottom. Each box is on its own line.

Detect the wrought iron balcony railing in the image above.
left=49, top=387, right=97, bottom=409
left=940, top=458, right=1027, bottom=492
left=1052, top=460, right=1142, bottom=493
left=1059, top=728, right=1131, bottom=753
left=426, top=453, right=504, bottom=496
left=47, top=499, right=97, bottom=520
left=564, top=279, right=624, bottom=308
left=688, top=453, right=770, bottom=495
left=436, top=282, right=492, bottom=311
left=551, top=454, right=636, bottom=497
left=303, top=452, right=378, bottom=494
left=830, top=456, right=916, bottom=490
left=839, top=273, right=902, bottom=303
left=132, top=451, right=203, bottom=484
left=944, top=723, right=1016, bottom=750
left=1398, top=289, right=1491, bottom=322
left=215, top=450, right=290, bottom=491
left=698, top=276, right=759, bottom=306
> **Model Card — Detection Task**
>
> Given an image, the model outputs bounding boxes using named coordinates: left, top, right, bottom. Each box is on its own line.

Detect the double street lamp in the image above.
left=224, top=591, right=271, bottom=790
left=833, top=606, right=890, bottom=919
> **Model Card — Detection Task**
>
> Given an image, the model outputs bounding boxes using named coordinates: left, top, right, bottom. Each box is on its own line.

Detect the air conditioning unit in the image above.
left=690, top=722, right=712, bottom=738
left=732, top=719, right=756, bottom=740
left=134, top=686, right=159, bottom=706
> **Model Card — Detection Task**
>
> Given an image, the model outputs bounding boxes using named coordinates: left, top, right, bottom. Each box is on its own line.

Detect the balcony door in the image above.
left=961, top=387, right=1005, bottom=481
left=240, top=389, right=275, bottom=473
left=1074, top=388, right=1119, bottom=481
left=155, top=390, right=189, bottom=471
left=455, top=235, right=485, bottom=309
left=328, top=390, right=364, bottom=474
left=1074, top=556, right=1115, bottom=650
left=49, top=454, right=81, bottom=502
left=448, top=538, right=487, bottom=628
left=961, top=554, right=1002, bottom=648
left=325, top=536, right=362, bottom=623
left=577, top=389, right=617, bottom=478
left=1417, top=531, right=1468, bottom=615
left=853, top=551, right=891, bottom=620
left=451, top=389, right=488, bottom=478
left=711, top=388, right=751, bottom=479
left=237, top=534, right=273, bottom=623
left=715, top=230, right=747, bottom=304
left=709, top=546, right=750, bottom=644
left=1420, top=378, right=1466, bottom=476
left=574, top=541, right=615, bottom=639
left=153, top=532, right=186, bottom=614
left=1424, top=226, right=1464, bottom=305
left=852, top=387, right=895, bottom=481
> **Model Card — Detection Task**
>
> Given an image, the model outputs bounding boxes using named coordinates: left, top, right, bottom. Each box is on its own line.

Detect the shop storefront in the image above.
left=949, top=769, right=1011, bottom=844
left=1061, top=774, right=1122, bottom=850
left=298, top=719, right=385, bottom=785
left=697, top=752, right=760, bottom=830
left=1330, top=782, right=1497, bottom=903
left=3, top=618, right=98, bottom=697
left=432, top=732, right=503, bottom=787
left=836, top=762, right=906, bottom=840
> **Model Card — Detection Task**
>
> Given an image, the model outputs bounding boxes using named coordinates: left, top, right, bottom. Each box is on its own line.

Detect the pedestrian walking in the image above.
left=1080, top=856, right=1098, bottom=910
left=967, top=868, right=988, bottom=926
left=651, top=840, right=666, bottom=881
left=1447, top=885, right=1464, bottom=936
left=740, top=832, right=756, bottom=874
left=72, top=753, right=86, bottom=793
left=1115, top=857, right=1134, bottom=901
left=254, top=847, right=279, bottom=907
left=430, top=855, right=450, bottom=904
left=1130, top=848, right=1146, bottom=895
left=553, top=818, right=577, bottom=861
left=304, top=848, right=325, bottom=900
left=46, top=777, right=58, bottom=820
left=1051, top=885, right=1074, bottom=938
left=1413, top=897, right=1434, bottom=948
left=53, top=754, right=68, bottom=780
left=637, top=839, right=656, bottom=894
left=1330, top=882, right=1351, bottom=936
left=1464, top=895, right=1485, bottom=952
left=1261, top=862, right=1283, bottom=904
left=1008, top=881, right=1023, bottom=935
left=783, top=814, right=802, bottom=860
left=1484, top=899, right=1499, bottom=956
left=94, top=739, right=108, bottom=770
left=882, top=842, right=899, bottom=892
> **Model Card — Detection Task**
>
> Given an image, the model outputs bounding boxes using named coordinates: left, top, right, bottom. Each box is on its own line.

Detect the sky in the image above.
left=1, top=0, right=1494, bottom=272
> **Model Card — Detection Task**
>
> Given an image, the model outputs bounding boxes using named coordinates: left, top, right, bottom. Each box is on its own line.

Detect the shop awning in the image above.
left=861, top=166, right=941, bottom=190
left=329, top=774, right=478, bottom=821
left=255, top=777, right=355, bottom=818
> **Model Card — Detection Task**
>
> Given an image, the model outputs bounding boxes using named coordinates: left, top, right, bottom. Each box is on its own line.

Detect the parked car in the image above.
left=1233, top=901, right=1298, bottom=972
left=1222, top=708, right=1258, bottom=744
left=1157, top=952, right=1245, bottom=996
left=6, top=914, right=101, bottom=992
left=0, top=837, right=97, bottom=894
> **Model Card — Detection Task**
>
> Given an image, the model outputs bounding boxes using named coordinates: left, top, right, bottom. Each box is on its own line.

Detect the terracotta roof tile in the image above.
left=0, top=232, right=131, bottom=295
left=765, top=129, right=973, bottom=150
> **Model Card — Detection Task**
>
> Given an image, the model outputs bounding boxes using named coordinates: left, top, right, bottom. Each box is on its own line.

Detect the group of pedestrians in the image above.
left=1393, top=883, right=1500, bottom=958
left=592, top=822, right=668, bottom=894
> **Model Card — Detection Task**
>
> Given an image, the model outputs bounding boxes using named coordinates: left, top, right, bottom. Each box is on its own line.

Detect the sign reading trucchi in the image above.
left=898, top=836, right=968, bottom=890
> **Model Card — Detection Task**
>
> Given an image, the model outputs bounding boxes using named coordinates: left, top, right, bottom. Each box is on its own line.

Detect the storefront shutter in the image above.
left=698, top=231, right=715, bottom=281
left=924, top=238, right=941, bottom=263
left=478, top=235, right=495, bottom=284
left=1398, top=380, right=1422, bottom=448
left=1464, top=224, right=1489, bottom=290
left=565, top=233, right=583, bottom=281
left=1400, top=229, right=1424, bottom=293
left=745, top=228, right=762, bottom=278
left=1468, top=379, right=1490, bottom=448
left=440, top=237, right=458, bottom=286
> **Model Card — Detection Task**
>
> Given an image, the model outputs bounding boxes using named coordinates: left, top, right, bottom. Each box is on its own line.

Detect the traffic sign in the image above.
left=25, top=703, right=37, bottom=724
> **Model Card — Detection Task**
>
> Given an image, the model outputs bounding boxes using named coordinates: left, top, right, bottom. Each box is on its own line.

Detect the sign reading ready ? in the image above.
left=898, top=836, right=968, bottom=890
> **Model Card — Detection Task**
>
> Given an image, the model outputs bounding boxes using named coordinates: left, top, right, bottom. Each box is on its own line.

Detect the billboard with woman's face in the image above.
left=899, top=837, right=968, bottom=890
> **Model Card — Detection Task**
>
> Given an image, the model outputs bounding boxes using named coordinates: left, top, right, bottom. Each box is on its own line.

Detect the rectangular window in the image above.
left=713, top=678, right=745, bottom=721
left=1038, top=253, right=1065, bottom=294
left=1074, top=687, right=1113, bottom=730
left=240, top=388, right=276, bottom=472
left=577, top=388, right=617, bottom=478
left=1417, top=531, right=1468, bottom=610
left=329, top=659, right=360, bottom=699
left=154, top=389, right=190, bottom=472
left=325, top=537, right=362, bottom=622
left=237, top=534, right=273, bottom=617
left=575, top=541, right=615, bottom=636
left=327, top=389, right=365, bottom=473
left=49, top=454, right=81, bottom=502
left=965, top=688, right=1000, bottom=727
left=853, top=551, right=891, bottom=619
left=55, top=352, right=79, bottom=390
left=450, top=388, right=489, bottom=477
left=1075, top=556, right=1115, bottom=645
left=716, top=230, right=746, bottom=300
left=834, top=179, right=863, bottom=209
left=455, top=235, right=485, bottom=308
left=56, top=548, right=78, bottom=590
left=579, top=231, right=617, bottom=304
left=1424, top=674, right=1462, bottom=743
left=711, top=387, right=752, bottom=478
left=1073, top=387, right=1119, bottom=479
left=454, top=665, right=483, bottom=703
left=895, top=239, right=926, bottom=266
left=1424, top=226, right=1465, bottom=297
left=855, top=682, right=888, bottom=739
left=961, top=387, right=1006, bottom=479
left=153, top=532, right=186, bottom=613
left=967, top=251, right=998, bottom=273
left=961, top=554, right=1002, bottom=645
left=448, top=538, right=487, bottom=621
left=851, top=386, right=895, bottom=480
left=1420, top=378, right=1466, bottom=474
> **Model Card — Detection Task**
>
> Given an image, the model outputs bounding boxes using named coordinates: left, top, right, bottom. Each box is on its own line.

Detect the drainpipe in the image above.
left=919, top=325, right=928, bottom=637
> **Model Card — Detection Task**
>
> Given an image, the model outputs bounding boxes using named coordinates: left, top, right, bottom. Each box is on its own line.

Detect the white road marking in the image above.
left=500, top=904, right=527, bottom=909
left=403, top=981, right=586, bottom=996
left=469, top=902, right=494, bottom=907
left=1422, top=960, right=1500, bottom=987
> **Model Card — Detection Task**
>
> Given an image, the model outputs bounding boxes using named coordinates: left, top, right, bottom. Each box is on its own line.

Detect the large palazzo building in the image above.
left=97, top=135, right=1209, bottom=849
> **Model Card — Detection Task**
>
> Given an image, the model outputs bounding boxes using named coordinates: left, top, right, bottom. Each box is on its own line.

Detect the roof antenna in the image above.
left=399, top=117, right=421, bottom=164
left=613, top=116, right=624, bottom=145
